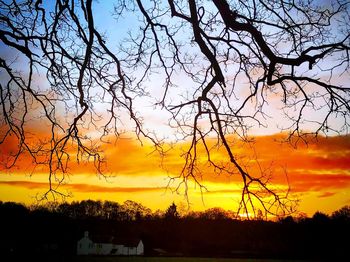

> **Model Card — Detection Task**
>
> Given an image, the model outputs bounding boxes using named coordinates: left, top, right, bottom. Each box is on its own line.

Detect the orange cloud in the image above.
left=204, top=189, right=242, bottom=194
left=0, top=180, right=166, bottom=193
left=67, top=183, right=165, bottom=193
left=287, top=173, right=350, bottom=193
left=1, top=123, right=350, bottom=200
left=177, top=134, right=350, bottom=195
left=0, top=180, right=47, bottom=190
left=318, top=192, right=336, bottom=198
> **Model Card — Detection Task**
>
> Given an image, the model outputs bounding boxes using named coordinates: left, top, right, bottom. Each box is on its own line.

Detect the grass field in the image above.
left=73, top=257, right=308, bottom=262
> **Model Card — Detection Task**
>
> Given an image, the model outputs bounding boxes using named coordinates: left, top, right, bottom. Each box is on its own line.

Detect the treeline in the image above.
left=0, top=200, right=349, bottom=259
left=0, top=200, right=239, bottom=221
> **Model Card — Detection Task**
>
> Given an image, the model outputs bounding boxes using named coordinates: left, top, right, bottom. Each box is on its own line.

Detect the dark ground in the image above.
left=1, top=201, right=349, bottom=261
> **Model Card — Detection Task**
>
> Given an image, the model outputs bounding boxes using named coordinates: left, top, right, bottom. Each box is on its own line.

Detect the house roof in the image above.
left=87, top=232, right=141, bottom=247
left=90, top=234, right=114, bottom=244
left=112, top=237, right=141, bottom=247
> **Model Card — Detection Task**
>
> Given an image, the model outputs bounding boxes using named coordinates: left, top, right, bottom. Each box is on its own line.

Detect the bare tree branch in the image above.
left=0, top=0, right=349, bottom=217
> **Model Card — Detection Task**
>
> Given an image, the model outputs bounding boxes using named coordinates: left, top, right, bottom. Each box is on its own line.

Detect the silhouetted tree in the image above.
left=164, top=202, right=180, bottom=219
left=312, top=211, right=330, bottom=224
left=56, top=202, right=73, bottom=218
left=200, top=207, right=231, bottom=220
left=279, top=215, right=295, bottom=224
left=332, top=205, right=350, bottom=221
left=1, top=0, right=349, bottom=216
left=0, top=201, right=28, bottom=219
left=55, top=200, right=102, bottom=219
left=101, top=200, right=121, bottom=220
left=121, top=200, right=152, bottom=221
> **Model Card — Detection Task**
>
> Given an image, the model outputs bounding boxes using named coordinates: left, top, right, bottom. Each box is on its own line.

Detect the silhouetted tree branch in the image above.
left=0, top=0, right=349, bottom=217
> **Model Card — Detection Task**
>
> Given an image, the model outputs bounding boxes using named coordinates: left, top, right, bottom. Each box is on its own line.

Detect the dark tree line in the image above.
left=0, top=200, right=350, bottom=259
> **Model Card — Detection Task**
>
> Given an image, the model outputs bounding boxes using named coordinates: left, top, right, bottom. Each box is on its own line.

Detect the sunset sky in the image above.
left=0, top=0, right=350, bottom=218
left=1, top=132, right=349, bottom=216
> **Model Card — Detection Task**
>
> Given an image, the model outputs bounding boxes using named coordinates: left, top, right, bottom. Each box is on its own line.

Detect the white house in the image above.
left=77, top=231, right=94, bottom=255
left=77, top=231, right=144, bottom=256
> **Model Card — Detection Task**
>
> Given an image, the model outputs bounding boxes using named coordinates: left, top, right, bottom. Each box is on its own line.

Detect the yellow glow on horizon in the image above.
left=1, top=133, right=350, bottom=217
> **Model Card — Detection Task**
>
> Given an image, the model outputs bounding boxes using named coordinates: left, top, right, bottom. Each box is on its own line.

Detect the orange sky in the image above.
left=0, top=132, right=349, bottom=217
left=1, top=0, right=349, bottom=219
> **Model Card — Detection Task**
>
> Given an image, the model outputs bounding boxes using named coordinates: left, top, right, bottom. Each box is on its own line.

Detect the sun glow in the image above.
left=1, top=132, right=349, bottom=216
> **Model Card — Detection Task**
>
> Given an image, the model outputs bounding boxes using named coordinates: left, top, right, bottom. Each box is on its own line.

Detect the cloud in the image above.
left=0, top=180, right=47, bottom=190
left=318, top=192, right=336, bottom=198
left=1, top=129, right=350, bottom=197
left=0, top=180, right=167, bottom=193
left=204, top=189, right=242, bottom=195
left=287, top=173, right=350, bottom=193
left=67, top=183, right=166, bottom=193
